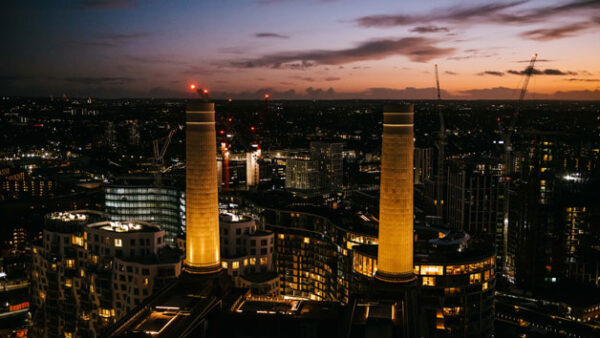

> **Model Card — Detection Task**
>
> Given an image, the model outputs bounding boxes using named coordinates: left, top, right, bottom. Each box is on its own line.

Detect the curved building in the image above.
left=353, top=226, right=496, bottom=338
left=31, top=211, right=182, bottom=338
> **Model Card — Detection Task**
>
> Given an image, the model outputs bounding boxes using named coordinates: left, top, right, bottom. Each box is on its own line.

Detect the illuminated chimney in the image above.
left=375, top=104, right=415, bottom=283
left=185, top=102, right=221, bottom=274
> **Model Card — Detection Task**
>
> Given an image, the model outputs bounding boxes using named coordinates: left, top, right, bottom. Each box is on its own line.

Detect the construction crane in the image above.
left=434, top=64, right=446, bottom=223
left=499, top=53, right=537, bottom=274
left=152, top=128, right=177, bottom=184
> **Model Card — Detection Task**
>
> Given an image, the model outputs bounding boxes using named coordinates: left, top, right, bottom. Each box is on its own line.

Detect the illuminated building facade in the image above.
left=353, top=227, right=496, bottom=337
left=185, top=101, right=221, bottom=273
left=219, top=213, right=279, bottom=296
left=31, top=211, right=182, bottom=337
left=104, top=176, right=185, bottom=246
left=284, top=156, right=319, bottom=190
left=260, top=206, right=377, bottom=305
left=246, top=150, right=260, bottom=187
left=0, top=170, right=56, bottom=200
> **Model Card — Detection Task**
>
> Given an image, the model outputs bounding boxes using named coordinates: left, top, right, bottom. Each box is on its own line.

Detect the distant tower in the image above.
left=375, top=104, right=415, bottom=283
left=105, top=121, right=116, bottom=148
left=185, top=102, right=221, bottom=274
left=129, top=120, right=140, bottom=145
left=246, top=150, right=260, bottom=187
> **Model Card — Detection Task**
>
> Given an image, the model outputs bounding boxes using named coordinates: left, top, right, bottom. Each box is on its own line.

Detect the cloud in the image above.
left=75, top=0, right=137, bottom=10
left=520, top=22, right=591, bottom=41
left=354, top=1, right=600, bottom=29
left=126, top=55, right=184, bottom=66
left=94, top=32, right=150, bottom=40
left=478, top=71, right=504, bottom=76
left=515, top=59, right=554, bottom=63
left=409, top=25, right=449, bottom=33
left=292, top=76, right=315, bottom=82
left=227, top=37, right=455, bottom=68
left=65, top=31, right=150, bottom=48
left=444, top=71, right=457, bottom=75
left=566, top=78, right=600, bottom=82
left=498, top=1, right=600, bottom=24
left=63, top=77, right=137, bottom=85
left=324, top=77, right=341, bottom=81
left=447, top=48, right=498, bottom=60
left=354, top=1, right=527, bottom=27
left=507, top=68, right=578, bottom=76
left=255, top=32, right=289, bottom=39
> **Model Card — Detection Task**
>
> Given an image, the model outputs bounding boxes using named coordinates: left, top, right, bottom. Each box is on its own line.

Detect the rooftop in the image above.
left=88, top=221, right=162, bottom=233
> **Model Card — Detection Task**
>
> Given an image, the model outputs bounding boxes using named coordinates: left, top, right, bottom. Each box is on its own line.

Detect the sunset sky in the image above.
left=2, top=0, right=599, bottom=99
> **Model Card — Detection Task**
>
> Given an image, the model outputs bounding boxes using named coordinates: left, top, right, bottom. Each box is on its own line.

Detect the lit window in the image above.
left=222, top=261, right=228, bottom=269
left=250, top=258, right=256, bottom=265
left=143, top=278, right=149, bottom=286
left=65, top=278, right=73, bottom=288
left=115, top=238, right=122, bottom=247
left=304, top=237, right=310, bottom=244
left=420, top=265, right=443, bottom=275
left=243, top=259, right=248, bottom=266
left=99, top=308, right=113, bottom=318
left=482, top=282, right=488, bottom=290
left=72, top=236, right=84, bottom=247
left=260, top=257, right=268, bottom=265
left=469, top=273, right=482, bottom=284
left=65, top=259, right=75, bottom=269
left=422, top=276, right=436, bottom=286
left=278, top=234, right=285, bottom=240
left=443, top=307, right=462, bottom=316
left=232, top=261, right=240, bottom=269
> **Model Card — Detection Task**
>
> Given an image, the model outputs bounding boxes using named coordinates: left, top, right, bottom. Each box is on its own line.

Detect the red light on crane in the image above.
left=189, top=84, right=196, bottom=90
left=202, top=89, right=209, bottom=95
left=264, top=94, right=270, bottom=99
left=228, top=98, right=232, bottom=102
left=227, top=118, right=232, bottom=122
left=250, top=126, right=255, bottom=131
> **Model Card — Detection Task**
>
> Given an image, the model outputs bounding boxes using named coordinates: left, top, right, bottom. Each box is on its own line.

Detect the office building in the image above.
left=104, top=176, right=185, bottom=246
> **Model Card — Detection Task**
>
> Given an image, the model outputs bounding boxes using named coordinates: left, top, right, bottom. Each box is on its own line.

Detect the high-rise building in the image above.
left=414, top=147, right=434, bottom=185
left=31, top=211, right=182, bottom=337
left=310, top=142, right=343, bottom=190
left=246, top=150, right=260, bottom=187
left=284, top=156, right=319, bottom=190
left=445, top=160, right=506, bottom=266
left=104, top=176, right=185, bottom=246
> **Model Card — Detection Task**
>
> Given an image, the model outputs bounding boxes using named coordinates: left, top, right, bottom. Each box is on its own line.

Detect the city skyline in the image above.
left=2, top=0, right=599, bottom=99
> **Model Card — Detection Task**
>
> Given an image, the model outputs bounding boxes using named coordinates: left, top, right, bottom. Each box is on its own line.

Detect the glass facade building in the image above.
left=104, top=177, right=185, bottom=246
